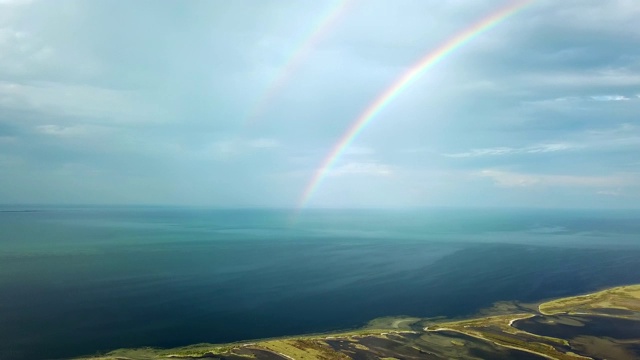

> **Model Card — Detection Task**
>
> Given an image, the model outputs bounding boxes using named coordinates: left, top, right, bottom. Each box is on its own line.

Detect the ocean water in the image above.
left=1, top=206, right=640, bottom=360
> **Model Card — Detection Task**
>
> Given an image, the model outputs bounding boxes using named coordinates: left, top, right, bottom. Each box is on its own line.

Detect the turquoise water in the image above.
left=1, top=207, right=639, bottom=359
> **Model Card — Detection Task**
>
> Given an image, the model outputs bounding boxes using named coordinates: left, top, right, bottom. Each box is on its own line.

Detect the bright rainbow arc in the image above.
left=298, top=0, right=533, bottom=209
left=245, top=0, right=352, bottom=126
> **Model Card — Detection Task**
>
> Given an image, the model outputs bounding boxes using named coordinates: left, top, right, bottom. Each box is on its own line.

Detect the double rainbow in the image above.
left=245, top=0, right=352, bottom=126
left=298, top=0, right=533, bottom=208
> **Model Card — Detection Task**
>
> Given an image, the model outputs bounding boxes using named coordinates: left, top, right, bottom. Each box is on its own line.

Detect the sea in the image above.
left=1, top=206, right=639, bottom=360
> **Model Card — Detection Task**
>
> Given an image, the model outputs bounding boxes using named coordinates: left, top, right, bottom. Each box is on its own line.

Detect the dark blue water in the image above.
left=1, top=207, right=639, bottom=360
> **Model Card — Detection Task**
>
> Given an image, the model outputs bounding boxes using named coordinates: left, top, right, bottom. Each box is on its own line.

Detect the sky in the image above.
left=0, top=0, right=639, bottom=208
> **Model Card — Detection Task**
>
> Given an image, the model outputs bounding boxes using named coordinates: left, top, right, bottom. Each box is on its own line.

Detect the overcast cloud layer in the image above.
left=1, top=0, right=639, bottom=208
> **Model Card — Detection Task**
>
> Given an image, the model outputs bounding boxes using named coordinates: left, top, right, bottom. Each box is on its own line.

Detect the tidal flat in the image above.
left=76, top=285, right=640, bottom=360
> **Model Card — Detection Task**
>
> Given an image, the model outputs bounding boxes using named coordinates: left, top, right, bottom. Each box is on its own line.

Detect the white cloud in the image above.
left=327, top=162, right=392, bottom=177
left=445, top=147, right=514, bottom=158
left=35, top=124, right=108, bottom=137
left=526, top=143, right=575, bottom=153
left=208, top=140, right=240, bottom=160
left=584, top=123, right=640, bottom=148
left=478, top=169, right=633, bottom=188
left=445, top=143, right=576, bottom=158
left=526, top=93, right=637, bottom=106
left=447, top=124, right=640, bottom=160
left=0, top=22, right=59, bottom=76
left=0, top=28, right=26, bottom=43
left=0, top=81, right=156, bottom=123
left=478, top=170, right=541, bottom=187
left=522, top=68, right=640, bottom=88
left=590, top=95, right=630, bottom=101
left=551, top=96, right=581, bottom=102
left=597, top=189, right=620, bottom=197
left=586, top=123, right=637, bottom=136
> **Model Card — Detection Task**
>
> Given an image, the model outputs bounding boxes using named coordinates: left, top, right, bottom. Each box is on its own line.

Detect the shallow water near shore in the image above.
left=1, top=207, right=640, bottom=360
left=514, top=315, right=640, bottom=340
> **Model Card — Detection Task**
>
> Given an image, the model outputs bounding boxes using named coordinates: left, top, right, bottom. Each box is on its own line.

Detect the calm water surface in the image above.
left=1, top=207, right=639, bottom=359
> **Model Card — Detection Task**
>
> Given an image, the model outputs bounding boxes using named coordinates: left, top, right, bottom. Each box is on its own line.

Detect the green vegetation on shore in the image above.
left=539, top=284, right=640, bottom=316
left=76, top=285, right=640, bottom=360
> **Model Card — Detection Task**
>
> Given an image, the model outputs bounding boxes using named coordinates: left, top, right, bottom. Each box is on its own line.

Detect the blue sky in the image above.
left=0, top=0, right=639, bottom=208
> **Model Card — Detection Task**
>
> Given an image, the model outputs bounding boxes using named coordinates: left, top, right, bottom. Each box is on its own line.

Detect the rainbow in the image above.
left=245, top=0, right=352, bottom=126
left=298, top=0, right=533, bottom=208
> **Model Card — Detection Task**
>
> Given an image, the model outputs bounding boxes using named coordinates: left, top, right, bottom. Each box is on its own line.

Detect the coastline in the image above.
left=75, top=283, right=640, bottom=360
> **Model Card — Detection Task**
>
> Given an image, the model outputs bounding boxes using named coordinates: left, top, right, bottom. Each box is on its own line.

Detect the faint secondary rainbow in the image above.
left=297, top=0, right=533, bottom=209
left=245, top=0, right=352, bottom=126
